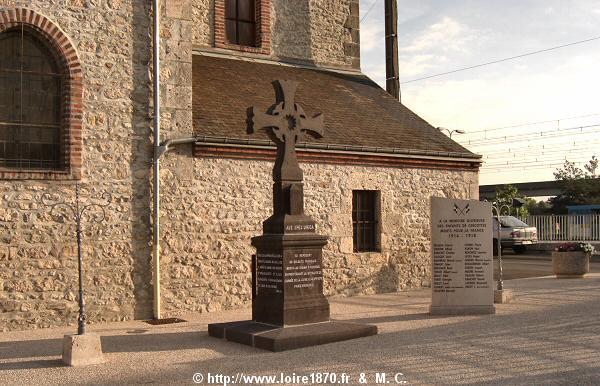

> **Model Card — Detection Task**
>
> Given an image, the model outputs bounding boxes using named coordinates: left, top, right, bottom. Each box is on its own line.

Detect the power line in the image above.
left=481, top=142, right=600, bottom=157
left=485, top=152, right=594, bottom=163
left=484, top=153, right=593, bottom=167
left=463, top=113, right=600, bottom=135
left=480, top=140, right=600, bottom=155
left=462, top=123, right=600, bottom=146
left=360, top=0, right=378, bottom=23
left=484, top=152, right=599, bottom=165
left=481, top=161, right=585, bottom=173
left=400, top=35, right=600, bottom=84
left=483, top=150, right=594, bottom=165
left=483, top=156, right=595, bottom=167
left=484, top=155, right=593, bottom=168
left=469, top=129, right=600, bottom=146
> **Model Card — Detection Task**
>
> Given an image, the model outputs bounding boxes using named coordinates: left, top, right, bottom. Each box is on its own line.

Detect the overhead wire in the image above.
left=481, top=161, right=585, bottom=173
left=481, top=160, right=585, bottom=171
left=400, top=35, right=600, bottom=84
left=483, top=154, right=599, bottom=165
left=484, top=155, right=593, bottom=167
left=481, top=142, right=600, bottom=157
left=460, top=124, right=600, bottom=146
left=360, top=0, right=378, bottom=23
left=466, top=131, right=600, bottom=147
left=484, top=153, right=599, bottom=165
left=462, top=112, right=600, bottom=135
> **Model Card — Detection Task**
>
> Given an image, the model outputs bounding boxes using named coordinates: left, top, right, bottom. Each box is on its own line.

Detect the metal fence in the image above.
left=524, top=214, right=600, bottom=242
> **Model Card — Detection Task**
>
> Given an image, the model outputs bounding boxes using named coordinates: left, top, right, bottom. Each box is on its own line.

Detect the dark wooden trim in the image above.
left=194, top=144, right=481, bottom=172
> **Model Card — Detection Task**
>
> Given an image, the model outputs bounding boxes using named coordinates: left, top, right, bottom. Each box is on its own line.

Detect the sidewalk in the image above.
left=500, top=251, right=600, bottom=262
left=1, top=274, right=599, bottom=385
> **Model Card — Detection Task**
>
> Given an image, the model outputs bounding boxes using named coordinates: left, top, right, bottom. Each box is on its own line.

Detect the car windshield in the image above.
left=498, top=216, right=529, bottom=227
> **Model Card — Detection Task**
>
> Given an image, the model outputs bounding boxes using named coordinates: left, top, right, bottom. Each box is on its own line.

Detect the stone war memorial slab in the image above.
left=430, top=197, right=495, bottom=315
left=208, top=80, right=377, bottom=351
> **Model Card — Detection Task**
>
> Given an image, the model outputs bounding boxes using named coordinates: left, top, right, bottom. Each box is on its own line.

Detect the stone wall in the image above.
left=192, top=0, right=360, bottom=69
left=0, top=0, right=475, bottom=332
left=158, top=156, right=478, bottom=315
left=0, top=0, right=190, bottom=331
left=192, top=0, right=213, bottom=47
left=308, top=0, right=360, bottom=69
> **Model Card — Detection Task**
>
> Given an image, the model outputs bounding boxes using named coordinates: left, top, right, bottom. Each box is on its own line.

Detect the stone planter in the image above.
left=552, top=251, right=590, bottom=278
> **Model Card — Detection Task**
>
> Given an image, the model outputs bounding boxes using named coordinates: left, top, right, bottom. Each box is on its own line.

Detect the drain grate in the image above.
left=144, top=318, right=187, bottom=325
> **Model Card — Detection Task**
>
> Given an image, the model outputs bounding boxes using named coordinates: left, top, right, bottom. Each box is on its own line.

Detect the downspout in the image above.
left=152, top=0, right=161, bottom=319
left=152, top=0, right=199, bottom=320
left=152, top=136, right=199, bottom=320
left=157, top=138, right=199, bottom=158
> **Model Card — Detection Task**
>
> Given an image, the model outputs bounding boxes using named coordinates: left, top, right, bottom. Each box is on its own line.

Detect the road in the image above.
left=493, top=250, right=600, bottom=280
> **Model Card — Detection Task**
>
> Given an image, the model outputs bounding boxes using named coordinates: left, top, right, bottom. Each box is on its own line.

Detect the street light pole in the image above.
left=42, top=185, right=111, bottom=335
left=491, top=202, right=511, bottom=291
left=438, top=127, right=466, bottom=139
left=74, top=186, right=86, bottom=335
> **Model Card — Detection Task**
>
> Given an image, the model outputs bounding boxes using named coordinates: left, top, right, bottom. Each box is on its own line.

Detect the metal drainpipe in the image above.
left=152, top=0, right=161, bottom=320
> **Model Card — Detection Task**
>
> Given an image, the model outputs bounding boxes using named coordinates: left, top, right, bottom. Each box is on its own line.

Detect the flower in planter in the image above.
left=582, top=243, right=595, bottom=255
left=555, top=242, right=581, bottom=252
left=554, top=242, right=595, bottom=255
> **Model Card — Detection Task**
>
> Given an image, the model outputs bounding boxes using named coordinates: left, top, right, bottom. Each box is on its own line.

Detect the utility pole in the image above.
left=385, top=0, right=400, bottom=101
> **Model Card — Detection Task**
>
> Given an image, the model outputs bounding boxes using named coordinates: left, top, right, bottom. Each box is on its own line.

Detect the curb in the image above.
left=499, top=255, right=600, bottom=263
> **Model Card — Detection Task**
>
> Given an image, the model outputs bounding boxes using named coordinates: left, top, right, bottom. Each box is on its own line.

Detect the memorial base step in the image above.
left=208, top=320, right=377, bottom=352
left=430, top=305, right=496, bottom=315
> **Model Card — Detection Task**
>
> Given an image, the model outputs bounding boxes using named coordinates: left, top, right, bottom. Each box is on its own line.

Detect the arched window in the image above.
left=0, top=25, right=63, bottom=170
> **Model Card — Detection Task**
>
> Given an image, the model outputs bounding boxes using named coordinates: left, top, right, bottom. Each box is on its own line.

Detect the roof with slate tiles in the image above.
left=192, top=53, right=479, bottom=160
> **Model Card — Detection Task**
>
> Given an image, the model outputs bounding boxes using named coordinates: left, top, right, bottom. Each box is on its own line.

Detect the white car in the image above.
left=492, top=216, right=538, bottom=254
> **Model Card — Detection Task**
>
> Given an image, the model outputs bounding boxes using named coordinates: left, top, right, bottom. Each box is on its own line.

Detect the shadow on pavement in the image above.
left=462, top=367, right=600, bottom=386
left=0, top=330, right=246, bottom=371
left=111, top=297, right=600, bottom=385
left=338, top=312, right=445, bottom=325
left=0, top=338, right=62, bottom=360
left=0, top=359, right=65, bottom=371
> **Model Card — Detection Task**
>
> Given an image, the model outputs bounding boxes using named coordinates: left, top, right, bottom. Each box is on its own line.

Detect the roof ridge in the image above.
left=193, top=46, right=364, bottom=77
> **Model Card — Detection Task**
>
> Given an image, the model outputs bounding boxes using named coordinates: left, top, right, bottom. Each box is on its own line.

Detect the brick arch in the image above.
left=0, top=7, right=82, bottom=180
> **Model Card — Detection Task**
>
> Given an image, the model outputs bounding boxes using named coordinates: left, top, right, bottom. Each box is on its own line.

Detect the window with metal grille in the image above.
left=352, top=190, right=379, bottom=252
left=225, top=0, right=257, bottom=47
left=0, top=25, right=62, bottom=170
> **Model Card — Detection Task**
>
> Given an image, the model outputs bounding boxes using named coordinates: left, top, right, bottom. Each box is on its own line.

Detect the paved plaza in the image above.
left=1, top=274, right=599, bottom=385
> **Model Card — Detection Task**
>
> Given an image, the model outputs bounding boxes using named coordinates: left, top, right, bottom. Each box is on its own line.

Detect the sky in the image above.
left=358, top=0, right=600, bottom=186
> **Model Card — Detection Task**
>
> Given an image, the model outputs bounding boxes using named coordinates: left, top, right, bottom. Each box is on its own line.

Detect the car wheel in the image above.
left=512, top=245, right=526, bottom=254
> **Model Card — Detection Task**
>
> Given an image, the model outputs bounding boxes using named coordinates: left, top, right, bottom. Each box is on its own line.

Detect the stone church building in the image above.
left=0, top=1, right=480, bottom=331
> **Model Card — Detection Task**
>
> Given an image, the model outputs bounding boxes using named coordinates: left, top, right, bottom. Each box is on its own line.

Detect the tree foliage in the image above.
left=550, top=155, right=600, bottom=213
left=493, top=184, right=530, bottom=218
left=526, top=199, right=552, bottom=215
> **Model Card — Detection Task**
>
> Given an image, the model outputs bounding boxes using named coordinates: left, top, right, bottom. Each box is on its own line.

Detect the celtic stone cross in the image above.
left=250, top=80, right=324, bottom=182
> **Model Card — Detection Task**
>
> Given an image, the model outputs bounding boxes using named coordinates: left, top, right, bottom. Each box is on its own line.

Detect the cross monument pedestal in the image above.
left=208, top=80, right=377, bottom=351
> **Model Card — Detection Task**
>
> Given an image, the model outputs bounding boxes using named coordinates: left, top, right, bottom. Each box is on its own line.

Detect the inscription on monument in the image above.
left=430, top=197, right=495, bottom=314
left=285, top=224, right=316, bottom=233
left=256, top=252, right=283, bottom=293
left=284, top=251, right=323, bottom=290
